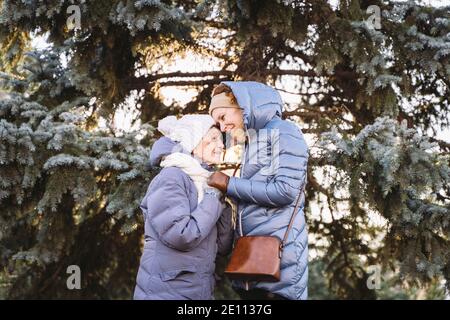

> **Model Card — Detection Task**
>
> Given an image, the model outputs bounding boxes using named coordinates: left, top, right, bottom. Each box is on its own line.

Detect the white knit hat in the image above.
left=157, top=114, right=216, bottom=153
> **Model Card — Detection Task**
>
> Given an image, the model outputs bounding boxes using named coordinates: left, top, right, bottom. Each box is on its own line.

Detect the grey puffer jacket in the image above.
left=133, top=137, right=233, bottom=300
left=222, top=81, right=309, bottom=300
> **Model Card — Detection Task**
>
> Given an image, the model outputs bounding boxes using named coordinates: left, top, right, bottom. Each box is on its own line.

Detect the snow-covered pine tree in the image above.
left=0, top=0, right=449, bottom=299
left=318, top=117, right=449, bottom=297
left=0, top=47, right=157, bottom=298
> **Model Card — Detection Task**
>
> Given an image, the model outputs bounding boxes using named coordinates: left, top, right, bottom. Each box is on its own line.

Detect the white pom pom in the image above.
left=157, top=116, right=178, bottom=136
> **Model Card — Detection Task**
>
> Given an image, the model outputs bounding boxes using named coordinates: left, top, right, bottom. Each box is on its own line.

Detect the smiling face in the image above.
left=211, top=107, right=245, bottom=142
left=192, top=126, right=224, bottom=165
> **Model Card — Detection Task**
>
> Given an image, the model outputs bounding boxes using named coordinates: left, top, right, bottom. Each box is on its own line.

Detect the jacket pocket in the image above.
left=160, top=266, right=203, bottom=299
left=160, top=266, right=197, bottom=281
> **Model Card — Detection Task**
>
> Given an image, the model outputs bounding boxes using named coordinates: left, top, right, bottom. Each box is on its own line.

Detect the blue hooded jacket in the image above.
left=222, top=81, right=309, bottom=300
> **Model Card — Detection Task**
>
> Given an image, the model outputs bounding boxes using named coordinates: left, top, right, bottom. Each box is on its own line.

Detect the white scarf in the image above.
left=160, top=152, right=212, bottom=203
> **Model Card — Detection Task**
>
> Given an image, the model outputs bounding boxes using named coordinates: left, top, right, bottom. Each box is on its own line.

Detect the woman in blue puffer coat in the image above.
left=134, top=114, right=233, bottom=300
left=207, top=81, right=309, bottom=300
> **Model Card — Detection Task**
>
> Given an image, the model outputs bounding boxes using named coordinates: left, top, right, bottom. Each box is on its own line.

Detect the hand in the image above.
left=207, top=171, right=230, bottom=193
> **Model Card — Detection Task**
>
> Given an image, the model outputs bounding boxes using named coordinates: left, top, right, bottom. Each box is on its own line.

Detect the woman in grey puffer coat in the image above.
left=133, top=115, right=233, bottom=300
left=208, top=81, right=309, bottom=300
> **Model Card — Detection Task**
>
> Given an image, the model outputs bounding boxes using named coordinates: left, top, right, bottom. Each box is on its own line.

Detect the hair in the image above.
left=211, top=83, right=237, bottom=105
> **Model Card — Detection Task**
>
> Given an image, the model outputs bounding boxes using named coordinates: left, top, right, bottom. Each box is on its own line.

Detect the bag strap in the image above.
left=281, top=187, right=305, bottom=249
left=231, top=164, right=241, bottom=177
left=225, top=164, right=241, bottom=230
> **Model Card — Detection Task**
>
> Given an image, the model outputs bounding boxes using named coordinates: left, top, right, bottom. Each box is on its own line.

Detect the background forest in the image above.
left=0, top=0, right=449, bottom=299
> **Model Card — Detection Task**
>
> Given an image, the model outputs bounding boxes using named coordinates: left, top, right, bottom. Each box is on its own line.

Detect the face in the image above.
left=192, top=127, right=224, bottom=165
left=211, top=107, right=245, bottom=142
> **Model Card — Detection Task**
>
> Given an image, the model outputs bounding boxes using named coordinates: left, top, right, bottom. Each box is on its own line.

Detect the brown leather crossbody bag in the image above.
left=224, top=188, right=304, bottom=282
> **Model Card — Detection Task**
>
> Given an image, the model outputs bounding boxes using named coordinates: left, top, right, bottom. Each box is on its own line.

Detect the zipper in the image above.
left=238, top=129, right=249, bottom=238
left=238, top=128, right=250, bottom=291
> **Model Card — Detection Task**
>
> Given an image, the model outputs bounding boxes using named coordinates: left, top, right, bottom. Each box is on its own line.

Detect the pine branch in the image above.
left=125, top=69, right=322, bottom=90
